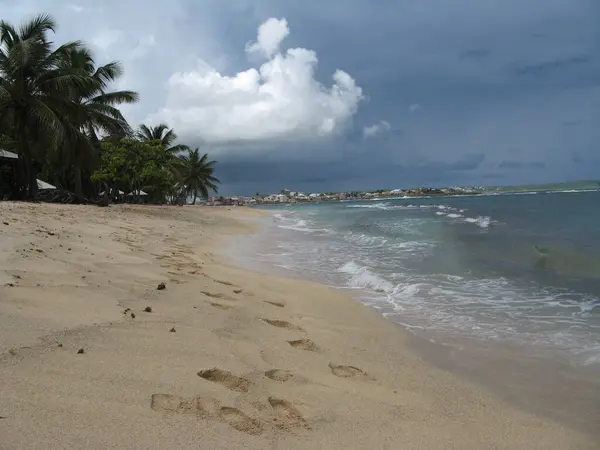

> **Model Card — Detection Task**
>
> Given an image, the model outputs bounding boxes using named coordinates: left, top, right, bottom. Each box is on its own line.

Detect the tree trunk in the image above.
left=192, top=192, right=197, bottom=205
left=27, top=157, right=38, bottom=200
left=74, top=166, right=83, bottom=199
left=18, top=121, right=37, bottom=200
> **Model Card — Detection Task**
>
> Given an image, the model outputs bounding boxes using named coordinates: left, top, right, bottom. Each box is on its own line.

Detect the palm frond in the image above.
left=93, top=61, right=123, bottom=87
left=88, top=90, right=139, bottom=105
left=18, top=13, right=56, bottom=41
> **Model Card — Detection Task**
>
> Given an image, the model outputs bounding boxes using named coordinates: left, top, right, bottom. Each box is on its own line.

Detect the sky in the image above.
left=2, top=0, right=599, bottom=194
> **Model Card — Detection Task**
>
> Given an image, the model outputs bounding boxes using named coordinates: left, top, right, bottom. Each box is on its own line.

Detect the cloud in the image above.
left=148, top=17, right=363, bottom=145
left=245, top=18, right=290, bottom=59
left=498, top=160, right=546, bottom=169
left=363, top=120, right=390, bottom=138
left=515, top=55, right=590, bottom=77
left=409, top=103, right=421, bottom=113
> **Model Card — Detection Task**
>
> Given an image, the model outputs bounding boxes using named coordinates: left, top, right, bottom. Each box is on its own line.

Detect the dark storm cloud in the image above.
left=514, top=55, right=590, bottom=77
left=499, top=161, right=547, bottom=169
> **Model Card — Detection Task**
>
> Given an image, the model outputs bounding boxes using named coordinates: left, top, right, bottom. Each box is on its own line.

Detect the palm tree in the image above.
left=0, top=13, right=96, bottom=198
left=177, top=148, right=219, bottom=204
left=137, top=123, right=189, bottom=154
left=60, top=47, right=139, bottom=198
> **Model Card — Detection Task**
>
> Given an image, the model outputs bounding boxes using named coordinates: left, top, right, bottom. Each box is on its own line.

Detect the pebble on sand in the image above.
left=144, top=306, right=152, bottom=313
left=157, top=282, right=166, bottom=290
left=77, top=348, right=85, bottom=354
left=169, top=327, right=176, bottom=333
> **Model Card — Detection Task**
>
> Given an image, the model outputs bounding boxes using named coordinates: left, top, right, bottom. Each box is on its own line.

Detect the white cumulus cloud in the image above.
left=245, top=18, right=290, bottom=59
left=363, top=120, right=391, bottom=138
left=148, top=18, right=363, bottom=144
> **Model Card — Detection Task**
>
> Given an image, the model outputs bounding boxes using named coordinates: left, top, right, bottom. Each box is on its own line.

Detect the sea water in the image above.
left=239, top=190, right=600, bottom=368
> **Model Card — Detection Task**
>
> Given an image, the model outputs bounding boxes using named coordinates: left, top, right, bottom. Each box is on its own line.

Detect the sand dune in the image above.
left=0, top=202, right=596, bottom=449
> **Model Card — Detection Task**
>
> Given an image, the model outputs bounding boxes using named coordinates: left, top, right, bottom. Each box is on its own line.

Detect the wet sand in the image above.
left=0, top=202, right=596, bottom=449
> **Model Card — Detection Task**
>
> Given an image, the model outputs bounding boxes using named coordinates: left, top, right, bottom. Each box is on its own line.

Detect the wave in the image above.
left=337, top=261, right=395, bottom=293
left=463, top=216, right=492, bottom=228
left=346, top=202, right=391, bottom=210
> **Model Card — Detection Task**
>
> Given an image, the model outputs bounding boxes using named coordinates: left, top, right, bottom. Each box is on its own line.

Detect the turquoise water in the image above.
left=248, top=190, right=600, bottom=366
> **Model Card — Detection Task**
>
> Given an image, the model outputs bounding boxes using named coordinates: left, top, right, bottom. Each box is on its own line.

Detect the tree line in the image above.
left=0, top=13, right=219, bottom=203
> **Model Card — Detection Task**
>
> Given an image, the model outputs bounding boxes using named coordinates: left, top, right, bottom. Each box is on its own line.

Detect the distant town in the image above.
left=203, top=180, right=600, bottom=206
left=204, top=186, right=482, bottom=206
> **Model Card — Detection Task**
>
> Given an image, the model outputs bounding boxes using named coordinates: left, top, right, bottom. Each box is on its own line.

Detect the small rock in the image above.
left=68, top=248, right=72, bottom=251
left=124, top=308, right=131, bottom=314
left=6, top=283, right=14, bottom=287
left=169, top=327, right=176, bottom=333
left=57, top=343, right=63, bottom=348
left=2, top=221, right=8, bottom=225
left=35, top=249, right=43, bottom=253
left=233, top=289, right=243, bottom=294
left=77, top=348, right=85, bottom=354
left=157, top=282, right=166, bottom=290
left=131, top=313, right=136, bottom=319
left=144, top=306, right=152, bottom=313
left=13, top=275, right=21, bottom=279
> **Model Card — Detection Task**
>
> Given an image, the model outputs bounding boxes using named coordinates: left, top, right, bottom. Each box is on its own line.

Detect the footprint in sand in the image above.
left=328, top=363, right=369, bottom=379
left=150, top=393, right=220, bottom=416
left=261, top=319, right=304, bottom=332
left=264, top=300, right=285, bottom=308
left=198, top=368, right=251, bottom=392
left=268, top=397, right=310, bottom=431
left=201, top=291, right=229, bottom=299
left=218, top=407, right=264, bottom=436
left=287, top=339, right=318, bottom=352
left=265, top=369, right=293, bottom=382
left=209, top=302, right=232, bottom=311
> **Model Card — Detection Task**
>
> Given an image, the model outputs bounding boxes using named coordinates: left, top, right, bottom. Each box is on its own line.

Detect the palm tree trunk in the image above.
left=74, top=166, right=83, bottom=199
left=27, top=158, right=38, bottom=199
left=18, top=126, right=37, bottom=200
left=192, top=192, right=197, bottom=205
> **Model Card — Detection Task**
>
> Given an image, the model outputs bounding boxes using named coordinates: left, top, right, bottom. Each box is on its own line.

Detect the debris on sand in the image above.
left=144, top=306, right=152, bottom=313
left=157, top=282, right=166, bottom=290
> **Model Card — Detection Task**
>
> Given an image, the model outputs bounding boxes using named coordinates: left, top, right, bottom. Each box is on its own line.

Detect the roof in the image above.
left=0, top=149, right=18, bottom=159
left=37, top=179, right=56, bottom=190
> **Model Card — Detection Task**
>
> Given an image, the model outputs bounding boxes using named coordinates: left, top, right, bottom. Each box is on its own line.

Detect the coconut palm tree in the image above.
left=0, top=13, right=96, bottom=198
left=137, top=123, right=189, bottom=154
left=59, top=47, right=139, bottom=198
left=176, top=148, right=219, bottom=204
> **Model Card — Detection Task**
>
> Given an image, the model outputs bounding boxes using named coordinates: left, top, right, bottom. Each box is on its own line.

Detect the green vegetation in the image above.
left=0, top=13, right=219, bottom=203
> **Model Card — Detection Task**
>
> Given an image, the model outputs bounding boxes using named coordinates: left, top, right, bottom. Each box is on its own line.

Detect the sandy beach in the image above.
left=0, top=202, right=596, bottom=449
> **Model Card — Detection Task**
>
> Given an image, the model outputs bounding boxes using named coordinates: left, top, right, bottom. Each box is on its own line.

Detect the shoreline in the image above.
left=0, top=202, right=597, bottom=448
left=227, top=207, right=600, bottom=440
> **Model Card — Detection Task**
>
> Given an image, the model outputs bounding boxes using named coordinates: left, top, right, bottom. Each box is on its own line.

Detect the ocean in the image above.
left=234, top=190, right=600, bottom=368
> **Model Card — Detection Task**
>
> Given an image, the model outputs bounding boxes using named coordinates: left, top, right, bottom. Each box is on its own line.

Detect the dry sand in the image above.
left=0, top=202, right=596, bottom=449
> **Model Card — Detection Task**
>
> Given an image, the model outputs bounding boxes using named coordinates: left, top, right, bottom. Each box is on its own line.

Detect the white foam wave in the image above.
left=463, top=216, right=492, bottom=228
left=446, top=213, right=463, bottom=218
left=337, top=261, right=395, bottom=293
left=346, top=202, right=391, bottom=210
